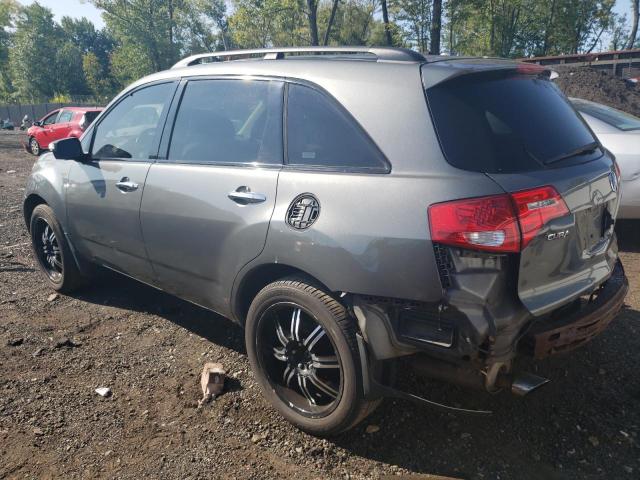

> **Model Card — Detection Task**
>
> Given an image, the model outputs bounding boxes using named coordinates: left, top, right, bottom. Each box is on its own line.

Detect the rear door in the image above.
left=424, top=67, right=620, bottom=316
left=66, top=81, right=178, bottom=282
left=140, top=78, right=284, bottom=314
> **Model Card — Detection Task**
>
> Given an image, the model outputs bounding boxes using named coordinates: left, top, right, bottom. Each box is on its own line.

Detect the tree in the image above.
left=9, top=2, right=62, bottom=100
left=429, top=0, right=441, bottom=53
left=381, top=0, right=392, bottom=45
left=307, top=0, right=320, bottom=45
left=90, top=0, right=181, bottom=73
left=627, top=0, right=639, bottom=49
left=323, top=0, right=340, bottom=45
left=396, top=0, right=431, bottom=52
left=0, top=0, right=18, bottom=101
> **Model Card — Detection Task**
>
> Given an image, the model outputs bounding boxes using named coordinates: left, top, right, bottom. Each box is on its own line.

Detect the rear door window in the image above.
left=286, top=84, right=389, bottom=172
left=168, top=79, right=283, bottom=165
left=425, top=71, right=599, bottom=173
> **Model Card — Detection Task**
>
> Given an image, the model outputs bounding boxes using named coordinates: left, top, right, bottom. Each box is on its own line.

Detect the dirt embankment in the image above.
left=554, top=65, right=640, bottom=116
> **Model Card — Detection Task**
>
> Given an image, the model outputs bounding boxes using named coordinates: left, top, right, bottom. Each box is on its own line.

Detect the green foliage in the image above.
left=0, top=0, right=629, bottom=103
left=9, top=2, right=63, bottom=101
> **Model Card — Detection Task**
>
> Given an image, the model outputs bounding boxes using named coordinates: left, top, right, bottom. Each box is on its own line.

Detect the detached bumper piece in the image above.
left=523, top=261, right=628, bottom=359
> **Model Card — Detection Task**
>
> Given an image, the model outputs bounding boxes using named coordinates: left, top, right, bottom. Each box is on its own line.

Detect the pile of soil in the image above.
left=553, top=65, right=640, bottom=117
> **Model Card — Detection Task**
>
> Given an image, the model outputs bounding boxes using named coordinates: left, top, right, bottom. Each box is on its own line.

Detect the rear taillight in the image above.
left=510, top=186, right=569, bottom=249
left=428, top=186, right=569, bottom=253
left=428, top=194, right=520, bottom=252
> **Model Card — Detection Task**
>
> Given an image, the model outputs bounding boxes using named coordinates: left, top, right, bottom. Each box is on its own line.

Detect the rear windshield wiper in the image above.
left=544, top=141, right=600, bottom=165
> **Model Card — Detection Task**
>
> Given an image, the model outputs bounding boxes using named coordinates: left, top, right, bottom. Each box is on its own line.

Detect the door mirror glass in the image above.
left=51, top=137, right=84, bottom=161
left=34, top=121, right=42, bottom=127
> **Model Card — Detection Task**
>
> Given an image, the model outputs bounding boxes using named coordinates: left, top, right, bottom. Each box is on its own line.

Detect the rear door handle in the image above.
left=116, top=177, right=139, bottom=193
left=228, top=187, right=266, bottom=204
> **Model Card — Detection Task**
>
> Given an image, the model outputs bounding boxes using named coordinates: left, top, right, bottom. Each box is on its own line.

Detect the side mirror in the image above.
left=34, top=121, right=42, bottom=127
left=50, top=137, right=85, bottom=161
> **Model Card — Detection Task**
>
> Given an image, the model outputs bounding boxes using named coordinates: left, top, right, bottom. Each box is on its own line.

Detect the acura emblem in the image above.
left=609, top=170, right=619, bottom=192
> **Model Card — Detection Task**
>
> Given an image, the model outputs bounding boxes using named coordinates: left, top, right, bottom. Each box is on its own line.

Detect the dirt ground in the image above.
left=554, top=65, right=640, bottom=117
left=0, top=129, right=639, bottom=480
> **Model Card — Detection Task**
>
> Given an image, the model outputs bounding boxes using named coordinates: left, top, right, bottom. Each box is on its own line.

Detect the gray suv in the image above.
left=24, top=47, right=628, bottom=435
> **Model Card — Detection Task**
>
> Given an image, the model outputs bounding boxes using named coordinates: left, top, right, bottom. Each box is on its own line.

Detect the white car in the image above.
left=571, top=98, right=640, bottom=219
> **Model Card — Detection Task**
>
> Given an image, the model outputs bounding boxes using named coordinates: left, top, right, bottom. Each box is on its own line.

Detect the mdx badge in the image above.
left=286, top=194, right=320, bottom=230
left=547, top=230, right=570, bottom=241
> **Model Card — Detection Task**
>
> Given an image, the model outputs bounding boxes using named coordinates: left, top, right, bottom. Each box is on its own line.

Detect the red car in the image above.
left=26, top=107, right=103, bottom=155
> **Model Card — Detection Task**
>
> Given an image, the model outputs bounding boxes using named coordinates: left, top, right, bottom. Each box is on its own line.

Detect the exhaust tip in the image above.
left=510, top=372, right=550, bottom=396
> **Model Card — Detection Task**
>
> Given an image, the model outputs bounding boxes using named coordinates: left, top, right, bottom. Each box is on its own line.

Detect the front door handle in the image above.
left=116, top=177, right=139, bottom=193
left=228, top=186, right=266, bottom=204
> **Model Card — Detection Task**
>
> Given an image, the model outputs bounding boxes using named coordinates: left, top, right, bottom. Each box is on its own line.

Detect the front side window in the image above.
left=91, top=82, right=175, bottom=160
left=57, top=110, right=73, bottom=123
left=168, top=79, right=283, bottom=165
left=286, top=84, right=389, bottom=171
left=42, top=111, right=59, bottom=125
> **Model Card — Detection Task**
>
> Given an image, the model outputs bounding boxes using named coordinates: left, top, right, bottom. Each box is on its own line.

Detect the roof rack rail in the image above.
left=171, top=46, right=426, bottom=69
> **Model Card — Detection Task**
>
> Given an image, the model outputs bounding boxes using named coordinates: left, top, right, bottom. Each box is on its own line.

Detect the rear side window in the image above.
left=573, top=99, right=640, bottom=131
left=286, top=84, right=389, bottom=172
left=425, top=71, right=599, bottom=173
left=168, top=79, right=283, bottom=165
left=92, top=82, right=175, bottom=160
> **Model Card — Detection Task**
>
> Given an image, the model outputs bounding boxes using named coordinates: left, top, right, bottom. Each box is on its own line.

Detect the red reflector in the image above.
left=428, top=194, right=521, bottom=253
left=429, top=186, right=569, bottom=253
left=511, top=186, right=569, bottom=249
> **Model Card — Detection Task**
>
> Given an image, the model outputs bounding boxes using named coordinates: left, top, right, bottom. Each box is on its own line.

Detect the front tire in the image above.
left=29, top=137, right=40, bottom=156
left=30, top=204, right=84, bottom=293
left=245, top=278, right=379, bottom=436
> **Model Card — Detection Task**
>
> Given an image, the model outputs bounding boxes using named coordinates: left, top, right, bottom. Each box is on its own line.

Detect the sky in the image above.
left=17, top=0, right=105, bottom=29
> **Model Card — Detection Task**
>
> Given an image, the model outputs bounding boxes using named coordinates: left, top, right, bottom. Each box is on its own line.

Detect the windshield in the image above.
left=572, top=99, right=640, bottom=131
left=425, top=71, right=600, bottom=173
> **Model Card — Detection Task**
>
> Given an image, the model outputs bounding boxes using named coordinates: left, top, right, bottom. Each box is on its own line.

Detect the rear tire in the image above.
left=245, top=278, right=379, bottom=436
left=30, top=204, right=85, bottom=293
left=29, top=137, right=40, bottom=156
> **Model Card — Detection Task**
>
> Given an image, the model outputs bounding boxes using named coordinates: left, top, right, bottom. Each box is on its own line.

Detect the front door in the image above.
left=140, top=78, right=284, bottom=314
left=66, top=81, right=178, bottom=282
left=47, top=109, right=74, bottom=142
left=37, top=110, right=60, bottom=147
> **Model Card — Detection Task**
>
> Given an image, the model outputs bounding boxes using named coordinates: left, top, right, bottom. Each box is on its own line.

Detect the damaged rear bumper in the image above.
left=522, top=260, right=628, bottom=359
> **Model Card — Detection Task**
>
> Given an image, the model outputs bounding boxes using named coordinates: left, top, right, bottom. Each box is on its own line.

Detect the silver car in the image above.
left=24, top=47, right=628, bottom=435
left=571, top=98, right=640, bottom=219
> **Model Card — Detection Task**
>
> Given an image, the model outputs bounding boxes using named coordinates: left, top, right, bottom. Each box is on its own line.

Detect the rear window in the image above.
left=425, top=71, right=599, bottom=173
left=84, top=111, right=100, bottom=125
left=572, top=99, right=640, bottom=131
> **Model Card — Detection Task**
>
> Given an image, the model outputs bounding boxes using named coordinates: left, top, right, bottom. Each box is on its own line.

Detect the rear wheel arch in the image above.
left=232, top=263, right=336, bottom=325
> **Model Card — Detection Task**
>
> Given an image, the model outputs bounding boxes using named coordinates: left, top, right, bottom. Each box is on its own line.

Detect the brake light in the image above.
left=428, top=194, right=521, bottom=252
left=428, top=186, right=569, bottom=253
left=511, top=186, right=569, bottom=249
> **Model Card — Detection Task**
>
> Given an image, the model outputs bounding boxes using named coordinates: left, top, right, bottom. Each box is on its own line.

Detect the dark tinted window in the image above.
left=426, top=72, right=599, bottom=173
left=92, top=82, right=175, bottom=160
left=286, top=84, right=388, bottom=171
left=168, top=79, right=283, bottom=165
left=573, top=99, right=640, bottom=131
left=84, top=111, right=100, bottom=124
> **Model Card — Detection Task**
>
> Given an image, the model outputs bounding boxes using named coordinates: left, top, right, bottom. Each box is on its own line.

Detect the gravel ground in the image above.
left=1, top=129, right=639, bottom=479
